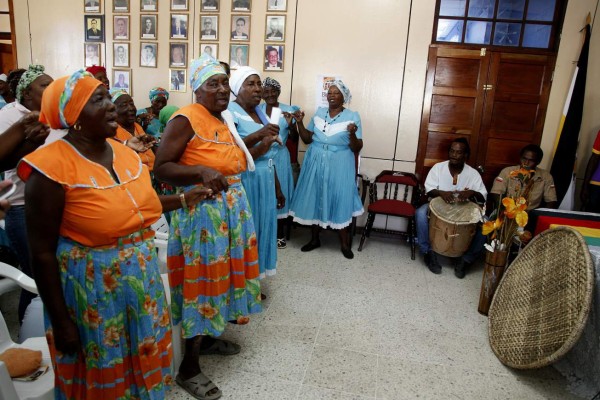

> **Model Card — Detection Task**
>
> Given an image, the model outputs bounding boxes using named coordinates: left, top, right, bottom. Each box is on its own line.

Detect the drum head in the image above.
left=429, top=197, right=482, bottom=224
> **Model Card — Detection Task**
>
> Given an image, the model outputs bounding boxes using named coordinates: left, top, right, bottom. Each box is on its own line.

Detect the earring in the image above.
left=73, top=122, right=82, bottom=131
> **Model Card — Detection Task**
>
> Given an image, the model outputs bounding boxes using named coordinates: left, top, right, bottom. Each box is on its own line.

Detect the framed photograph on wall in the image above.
left=200, top=15, right=218, bottom=40
left=113, top=0, right=129, bottom=12
left=200, top=43, right=218, bottom=58
left=113, top=43, right=130, bottom=67
left=84, top=0, right=101, bottom=13
left=169, top=69, right=186, bottom=92
left=169, top=42, right=187, bottom=67
left=84, top=15, right=104, bottom=42
left=231, top=0, right=250, bottom=12
left=84, top=43, right=101, bottom=67
left=170, top=0, right=188, bottom=11
left=112, top=69, right=131, bottom=94
left=230, top=44, right=248, bottom=69
left=170, top=14, right=189, bottom=39
left=140, top=0, right=158, bottom=11
left=140, top=14, right=157, bottom=39
left=266, top=0, right=286, bottom=11
left=140, top=42, right=158, bottom=67
left=264, top=45, right=284, bottom=71
left=230, top=15, right=250, bottom=41
left=265, top=15, right=285, bottom=41
left=201, top=0, right=219, bottom=12
left=113, top=15, right=130, bottom=40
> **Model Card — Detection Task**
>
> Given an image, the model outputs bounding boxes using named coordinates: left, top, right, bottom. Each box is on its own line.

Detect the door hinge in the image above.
left=480, top=47, right=487, bottom=56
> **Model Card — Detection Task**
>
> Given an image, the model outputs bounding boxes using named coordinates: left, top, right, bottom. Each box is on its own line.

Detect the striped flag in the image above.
left=550, top=24, right=591, bottom=209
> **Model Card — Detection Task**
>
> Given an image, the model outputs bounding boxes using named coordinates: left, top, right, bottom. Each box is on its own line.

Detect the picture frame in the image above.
left=84, top=0, right=101, bottom=13
left=140, top=0, right=158, bottom=11
left=200, top=43, right=218, bottom=59
left=229, top=44, right=249, bottom=69
left=113, top=42, right=130, bottom=67
left=113, top=15, right=130, bottom=40
left=140, top=42, right=158, bottom=68
left=84, top=43, right=101, bottom=67
left=263, top=45, right=284, bottom=71
left=266, top=0, right=286, bottom=12
left=170, top=13, right=189, bottom=39
left=140, top=14, right=158, bottom=39
left=112, top=69, right=131, bottom=94
left=200, top=0, right=219, bottom=12
left=230, top=15, right=250, bottom=41
left=84, top=15, right=104, bottom=42
left=169, top=69, right=187, bottom=92
left=231, top=0, right=250, bottom=12
left=169, top=42, right=188, bottom=67
left=265, top=15, right=285, bottom=41
left=200, top=15, right=218, bottom=40
left=113, top=0, right=129, bottom=12
left=170, top=0, right=188, bottom=11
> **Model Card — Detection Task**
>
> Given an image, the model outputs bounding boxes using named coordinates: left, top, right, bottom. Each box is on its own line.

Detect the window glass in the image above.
left=437, top=19, right=464, bottom=42
left=526, top=0, right=556, bottom=21
left=465, top=21, right=492, bottom=44
left=497, top=0, right=525, bottom=20
left=523, top=24, right=551, bottom=48
left=439, top=0, right=466, bottom=17
left=468, top=0, right=494, bottom=18
left=493, top=22, right=521, bottom=46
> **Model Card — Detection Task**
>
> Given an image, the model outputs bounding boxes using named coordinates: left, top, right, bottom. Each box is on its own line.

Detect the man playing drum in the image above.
left=416, top=138, right=487, bottom=278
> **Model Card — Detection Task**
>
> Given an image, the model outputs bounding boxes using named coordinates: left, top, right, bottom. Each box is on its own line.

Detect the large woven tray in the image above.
left=488, top=226, right=594, bottom=369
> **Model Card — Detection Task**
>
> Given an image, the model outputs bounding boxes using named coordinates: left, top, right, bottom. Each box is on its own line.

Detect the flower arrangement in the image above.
left=481, top=168, right=534, bottom=252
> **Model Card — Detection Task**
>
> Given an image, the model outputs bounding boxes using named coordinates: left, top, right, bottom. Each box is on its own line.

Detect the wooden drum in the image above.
left=429, top=197, right=482, bottom=257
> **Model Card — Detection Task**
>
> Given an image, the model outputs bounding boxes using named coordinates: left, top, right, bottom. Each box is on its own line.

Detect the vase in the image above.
left=478, top=250, right=509, bottom=316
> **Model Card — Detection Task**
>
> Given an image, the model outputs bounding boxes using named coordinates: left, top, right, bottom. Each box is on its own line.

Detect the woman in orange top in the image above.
left=110, top=89, right=156, bottom=171
left=18, top=70, right=210, bottom=399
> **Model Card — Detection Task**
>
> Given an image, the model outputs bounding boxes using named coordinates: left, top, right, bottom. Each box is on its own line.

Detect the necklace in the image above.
left=323, top=109, right=343, bottom=132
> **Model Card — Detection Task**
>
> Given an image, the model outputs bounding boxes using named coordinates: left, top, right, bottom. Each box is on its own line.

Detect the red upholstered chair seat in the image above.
left=367, top=199, right=416, bottom=217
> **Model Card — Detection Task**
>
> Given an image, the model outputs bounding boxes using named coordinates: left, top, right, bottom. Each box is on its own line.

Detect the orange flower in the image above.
left=509, top=168, right=531, bottom=179
left=139, top=337, right=159, bottom=359
left=69, top=246, right=86, bottom=260
left=226, top=192, right=236, bottom=209
left=218, top=221, right=228, bottom=235
left=482, top=217, right=503, bottom=236
left=103, top=326, right=121, bottom=347
left=86, top=260, right=95, bottom=282
left=236, top=315, right=250, bottom=325
left=144, top=295, right=158, bottom=317
left=83, top=306, right=102, bottom=329
left=118, top=247, right=135, bottom=262
left=248, top=235, right=258, bottom=248
left=103, top=268, right=119, bottom=292
left=198, top=302, right=218, bottom=319
left=502, top=197, right=528, bottom=226
left=159, top=311, right=171, bottom=327
left=164, top=374, right=174, bottom=387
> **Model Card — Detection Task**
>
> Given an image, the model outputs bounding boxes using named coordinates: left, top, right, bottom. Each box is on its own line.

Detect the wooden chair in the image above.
left=358, top=170, right=421, bottom=259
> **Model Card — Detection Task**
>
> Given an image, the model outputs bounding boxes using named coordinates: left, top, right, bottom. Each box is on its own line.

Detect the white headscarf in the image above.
left=331, top=79, right=352, bottom=104
left=229, top=66, right=260, bottom=97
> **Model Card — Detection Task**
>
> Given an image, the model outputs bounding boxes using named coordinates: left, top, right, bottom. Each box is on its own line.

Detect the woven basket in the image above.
left=488, top=226, right=594, bottom=369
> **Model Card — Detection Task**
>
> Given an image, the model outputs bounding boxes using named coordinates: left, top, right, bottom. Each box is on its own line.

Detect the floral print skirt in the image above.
left=47, top=235, right=173, bottom=400
left=167, top=176, right=262, bottom=338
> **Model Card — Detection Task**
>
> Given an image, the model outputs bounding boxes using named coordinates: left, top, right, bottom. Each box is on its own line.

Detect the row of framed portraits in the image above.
left=109, top=69, right=190, bottom=94
left=84, top=14, right=286, bottom=43
left=84, top=0, right=288, bottom=13
left=85, top=42, right=286, bottom=71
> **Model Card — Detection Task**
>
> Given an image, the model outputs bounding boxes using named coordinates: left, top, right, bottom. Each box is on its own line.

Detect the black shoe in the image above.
left=426, top=251, right=442, bottom=274
left=341, top=247, right=354, bottom=259
left=454, top=259, right=471, bottom=279
left=301, top=240, right=321, bottom=252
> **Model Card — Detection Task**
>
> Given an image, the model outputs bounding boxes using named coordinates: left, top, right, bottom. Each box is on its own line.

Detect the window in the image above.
left=434, top=0, right=563, bottom=50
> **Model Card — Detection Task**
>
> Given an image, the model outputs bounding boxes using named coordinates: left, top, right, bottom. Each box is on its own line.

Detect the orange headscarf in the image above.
left=39, top=70, right=101, bottom=129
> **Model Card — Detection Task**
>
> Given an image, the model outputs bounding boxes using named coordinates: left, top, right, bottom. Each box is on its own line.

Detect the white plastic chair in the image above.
left=151, top=214, right=169, bottom=274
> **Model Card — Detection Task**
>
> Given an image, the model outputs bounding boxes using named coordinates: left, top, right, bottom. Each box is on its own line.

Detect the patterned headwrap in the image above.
left=262, top=77, right=281, bottom=91
left=85, top=65, right=106, bottom=76
left=149, top=87, right=169, bottom=102
left=188, top=53, right=226, bottom=92
left=39, top=70, right=101, bottom=129
left=16, top=64, right=46, bottom=103
left=331, top=79, right=352, bottom=104
left=230, top=66, right=260, bottom=97
left=109, top=88, right=129, bottom=103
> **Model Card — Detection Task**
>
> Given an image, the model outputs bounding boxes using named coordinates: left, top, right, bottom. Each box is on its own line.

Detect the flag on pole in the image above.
left=550, top=24, right=591, bottom=209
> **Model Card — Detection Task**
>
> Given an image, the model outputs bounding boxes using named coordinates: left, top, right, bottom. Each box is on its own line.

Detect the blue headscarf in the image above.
left=109, top=88, right=129, bottom=103
left=331, top=79, right=352, bottom=104
left=149, top=87, right=169, bottom=102
left=188, top=53, right=226, bottom=92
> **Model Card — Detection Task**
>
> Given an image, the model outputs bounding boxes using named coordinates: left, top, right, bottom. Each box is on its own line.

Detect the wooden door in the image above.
left=476, top=52, right=555, bottom=184
left=0, top=0, right=17, bottom=73
left=416, top=45, right=490, bottom=181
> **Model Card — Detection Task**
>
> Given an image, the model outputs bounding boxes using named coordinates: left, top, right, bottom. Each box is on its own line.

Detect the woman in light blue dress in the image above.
left=259, top=77, right=299, bottom=249
left=228, top=67, right=283, bottom=279
left=290, top=80, right=364, bottom=259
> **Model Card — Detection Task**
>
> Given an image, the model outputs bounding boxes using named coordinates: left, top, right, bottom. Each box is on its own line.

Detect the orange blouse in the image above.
left=114, top=123, right=156, bottom=172
left=18, top=139, right=162, bottom=247
left=173, top=104, right=246, bottom=176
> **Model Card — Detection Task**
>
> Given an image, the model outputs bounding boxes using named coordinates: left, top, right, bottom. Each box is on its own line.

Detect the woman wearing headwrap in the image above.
left=137, top=87, right=170, bottom=138
left=0, top=65, right=63, bottom=323
left=154, top=55, right=262, bottom=400
left=228, top=67, right=283, bottom=279
left=18, top=70, right=211, bottom=399
left=259, top=77, right=299, bottom=249
left=290, top=80, right=364, bottom=259
left=111, top=89, right=157, bottom=172
left=85, top=65, right=110, bottom=89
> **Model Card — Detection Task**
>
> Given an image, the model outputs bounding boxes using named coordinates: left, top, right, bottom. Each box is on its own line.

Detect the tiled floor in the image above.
left=0, top=228, right=583, bottom=399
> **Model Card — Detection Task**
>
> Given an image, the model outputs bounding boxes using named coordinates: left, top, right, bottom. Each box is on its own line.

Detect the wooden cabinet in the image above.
left=416, top=44, right=555, bottom=188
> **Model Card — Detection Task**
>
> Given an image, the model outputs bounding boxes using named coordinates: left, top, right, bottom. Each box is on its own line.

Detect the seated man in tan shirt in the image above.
left=490, top=144, right=558, bottom=214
